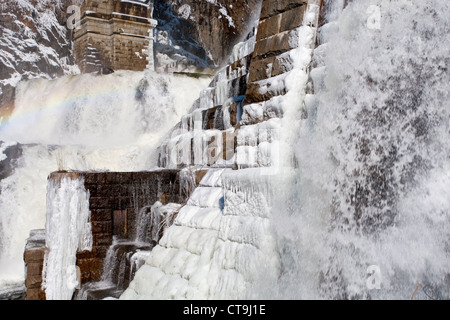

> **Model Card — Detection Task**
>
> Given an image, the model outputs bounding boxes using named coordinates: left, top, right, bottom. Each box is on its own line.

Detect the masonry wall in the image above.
left=73, top=0, right=155, bottom=73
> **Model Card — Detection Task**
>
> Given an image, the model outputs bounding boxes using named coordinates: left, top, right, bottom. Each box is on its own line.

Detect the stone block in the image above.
left=195, top=170, right=208, bottom=186
left=89, top=196, right=111, bottom=209
left=244, top=76, right=287, bottom=104
left=260, top=0, right=307, bottom=20
left=96, top=184, right=122, bottom=197
left=93, top=232, right=113, bottom=246
left=105, top=172, right=132, bottom=184
left=256, top=14, right=281, bottom=41
left=90, top=209, right=112, bottom=222
left=25, top=274, right=43, bottom=289
left=77, top=257, right=104, bottom=283
left=25, top=261, right=44, bottom=277
left=91, top=221, right=112, bottom=234
left=248, top=56, right=276, bottom=83
left=222, top=130, right=237, bottom=161
left=271, top=50, right=295, bottom=77
left=24, top=248, right=46, bottom=263
left=91, top=245, right=110, bottom=259
left=253, top=29, right=298, bottom=59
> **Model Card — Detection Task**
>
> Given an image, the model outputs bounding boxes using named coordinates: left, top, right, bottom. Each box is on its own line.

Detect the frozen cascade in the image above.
left=158, top=24, right=256, bottom=170
left=125, top=0, right=449, bottom=301
left=1, top=0, right=447, bottom=301
left=42, top=176, right=92, bottom=300
left=0, top=70, right=210, bottom=289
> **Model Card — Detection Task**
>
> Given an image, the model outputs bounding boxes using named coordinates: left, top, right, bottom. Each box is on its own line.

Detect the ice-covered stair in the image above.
left=120, top=167, right=280, bottom=299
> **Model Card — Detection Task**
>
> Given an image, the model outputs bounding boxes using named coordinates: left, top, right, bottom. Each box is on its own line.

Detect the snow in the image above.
left=177, top=4, right=192, bottom=20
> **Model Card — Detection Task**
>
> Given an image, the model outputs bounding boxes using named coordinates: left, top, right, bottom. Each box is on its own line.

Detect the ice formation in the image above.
left=42, top=176, right=92, bottom=300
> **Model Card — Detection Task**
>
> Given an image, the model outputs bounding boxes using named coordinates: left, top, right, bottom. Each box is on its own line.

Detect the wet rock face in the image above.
left=155, top=0, right=262, bottom=70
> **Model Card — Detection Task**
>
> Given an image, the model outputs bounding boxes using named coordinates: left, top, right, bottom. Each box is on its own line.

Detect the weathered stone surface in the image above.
left=280, top=4, right=307, bottom=33
left=90, top=209, right=113, bottom=222
left=243, top=0, right=308, bottom=113
left=26, top=288, right=46, bottom=301
left=222, top=130, right=237, bottom=161
left=244, top=76, right=287, bottom=104
left=23, top=248, right=45, bottom=264
left=167, top=0, right=262, bottom=67
left=91, top=221, right=113, bottom=234
left=195, top=170, right=208, bottom=185
left=271, top=50, right=295, bottom=77
left=77, top=257, right=104, bottom=283
left=24, top=274, right=43, bottom=290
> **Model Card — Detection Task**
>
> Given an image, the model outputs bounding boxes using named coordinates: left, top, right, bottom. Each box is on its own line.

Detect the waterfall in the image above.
left=267, top=0, right=450, bottom=299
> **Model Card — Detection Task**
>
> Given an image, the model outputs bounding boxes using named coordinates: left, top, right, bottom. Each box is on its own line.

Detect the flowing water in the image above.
left=0, top=70, right=210, bottom=290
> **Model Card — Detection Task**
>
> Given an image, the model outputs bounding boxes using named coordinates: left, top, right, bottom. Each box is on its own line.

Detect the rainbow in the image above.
left=0, top=71, right=145, bottom=139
